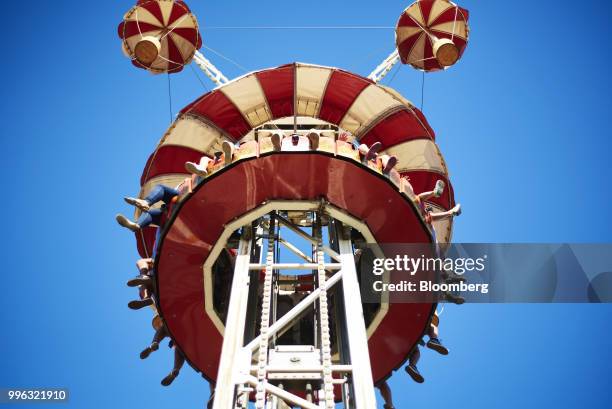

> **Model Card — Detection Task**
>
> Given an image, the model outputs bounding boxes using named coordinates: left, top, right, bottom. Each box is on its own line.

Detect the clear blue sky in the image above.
left=1, top=0, right=611, bottom=408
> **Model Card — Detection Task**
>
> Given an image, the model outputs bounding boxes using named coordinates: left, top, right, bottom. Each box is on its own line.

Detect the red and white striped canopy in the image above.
left=133, top=64, right=457, bottom=382
left=396, top=0, right=469, bottom=72
left=118, top=0, right=202, bottom=74
left=135, top=63, right=456, bottom=257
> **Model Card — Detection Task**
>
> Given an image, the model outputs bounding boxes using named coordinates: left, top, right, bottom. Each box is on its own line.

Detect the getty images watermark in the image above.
left=371, top=253, right=489, bottom=295
left=358, top=244, right=612, bottom=303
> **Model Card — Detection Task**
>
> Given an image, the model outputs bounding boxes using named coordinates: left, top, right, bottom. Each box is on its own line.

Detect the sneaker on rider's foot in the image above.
left=140, top=347, right=153, bottom=360
left=271, top=133, right=282, bottom=151
left=383, top=156, right=398, bottom=174
left=185, top=161, right=208, bottom=177
left=366, top=141, right=382, bottom=160
left=405, top=365, right=425, bottom=383
left=445, top=293, right=465, bottom=305
left=116, top=214, right=140, bottom=232
left=127, top=275, right=153, bottom=288
left=307, top=131, right=319, bottom=150
left=222, top=141, right=234, bottom=165
left=161, top=369, right=179, bottom=386
left=426, top=338, right=449, bottom=355
left=128, top=298, right=153, bottom=310
left=433, top=180, right=446, bottom=197
left=124, top=197, right=150, bottom=212
left=451, top=204, right=462, bottom=216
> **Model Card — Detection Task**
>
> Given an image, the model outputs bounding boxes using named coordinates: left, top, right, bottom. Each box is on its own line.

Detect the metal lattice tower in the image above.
left=212, top=207, right=377, bottom=409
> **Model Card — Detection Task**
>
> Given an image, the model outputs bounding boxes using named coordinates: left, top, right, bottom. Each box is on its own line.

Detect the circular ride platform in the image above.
left=155, top=151, right=436, bottom=383
left=131, top=62, right=456, bottom=386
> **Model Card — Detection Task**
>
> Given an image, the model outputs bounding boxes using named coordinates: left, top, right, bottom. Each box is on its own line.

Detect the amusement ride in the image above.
left=115, top=1, right=470, bottom=408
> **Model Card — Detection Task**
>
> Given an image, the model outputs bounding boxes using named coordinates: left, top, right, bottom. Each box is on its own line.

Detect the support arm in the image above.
left=193, top=50, right=230, bottom=86
left=367, top=49, right=400, bottom=83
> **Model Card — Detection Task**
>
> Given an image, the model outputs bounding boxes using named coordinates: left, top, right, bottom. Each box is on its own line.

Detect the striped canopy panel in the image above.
left=136, top=63, right=456, bottom=256
left=396, top=0, right=469, bottom=72
left=118, top=0, right=202, bottom=74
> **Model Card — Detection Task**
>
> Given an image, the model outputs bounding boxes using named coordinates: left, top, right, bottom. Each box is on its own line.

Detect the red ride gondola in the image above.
left=396, top=0, right=470, bottom=71
left=118, top=0, right=202, bottom=74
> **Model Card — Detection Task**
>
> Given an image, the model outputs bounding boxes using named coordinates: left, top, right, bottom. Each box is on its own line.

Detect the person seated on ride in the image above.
left=337, top=129, right=382, bottom=159
left=405, top=311, right=449, bottom=384
left=219, top=131, right=283, bottom=158
left=309, top=129, right=335, bottom=153
left=186, top=133, right=286, bottom=174
left=161, top=339, right=186, bottom=387
left=140, top=314, right=169, bottom=359
left=401, top=178, right=461, bottom=233
left=336, top=131, right=360, bottom=159
left=219, top=139, right=263, bottom=164
left=354, top=139, right=398, bottom=175
left=305, top=131, right=320, bottom=150
left=376, top=154, right=398, bottom=175
left=280, top=132, right=319, bottom=152
left=375, top=380, right=396, bottom=409
left=126, top=258, right=155, bottom=310
left=357, top=141, right=382, bottom=162
left=401, top=178, right=464, bottom=303
left=185, top=152, right=224, bottom=177
left=360, top=144, right=398, bottom=175
left=127, top=258, right=154, bottom=289
left=258, top=131, right=282, bottom=153
left=405, top=345, right=424, bottom=383
left=116, top=174, right=200, bottom=232
left=137, top=313, right=188, bottom=387
left=338, top=130, right=357, bottom=146
left=424, top=311, right=448, bottom=355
